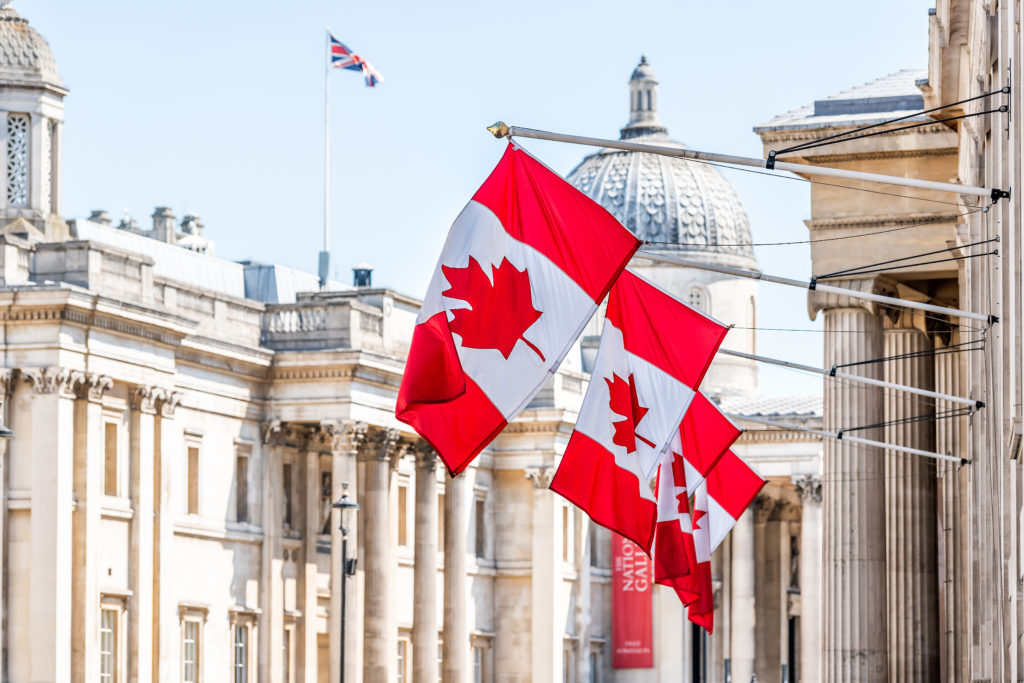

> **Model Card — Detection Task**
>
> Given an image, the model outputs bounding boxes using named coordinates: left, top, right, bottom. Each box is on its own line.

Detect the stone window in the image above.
left=234, top=444, right=250, bottom=524
left=474, top=497, right=486, bottom=559
left=48, top=120, right=57, bottom=212
left=283, top=625, right=293, bottom=683
left=562, top=641, right=576, bottom=683
left=179, top=604, right=208, bottom=683
left=398, top=483, right=409, bottom=547
left=229, top=609, right=257, bottom=683
left=187, top=446, right=200, bottom=516
left=99, top=597, right=125, bottom=683
left=104, top=422, right=119, bottom=497
left=319, top=461, right=333, bottom=535
left=396, top=638, right=409, bottom=683
left=437, top=492, right=445, bottom=549
left=562, top=506, right=574, bottom=563
left=589, top=648, right=601, bottom=683
left=6, top=113, right=28, bottom=208
left=282, top=462, right=294, bottom=531
left=471, top=634, right=493, bottom=683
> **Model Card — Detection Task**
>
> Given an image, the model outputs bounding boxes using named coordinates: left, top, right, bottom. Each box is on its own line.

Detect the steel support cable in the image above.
left=732, top=413, right=967, bottom=463
left=772, top=86, right=1010, bottom=156
left=814, top=249, right=999, bottom=281
left=643, top=207, right=986, bottom=249
left=832, top=340, right=986, bottom=372
left=838, top=407, right=975, bottom=436
left=813, top=237, right=999, bottom=280
left=775, top=107, right=1009, bottom=156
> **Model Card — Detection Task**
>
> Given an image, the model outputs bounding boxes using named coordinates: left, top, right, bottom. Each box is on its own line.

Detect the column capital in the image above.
left=22, top=366, right=78, bottom=397
left=75, top=373, right=113, bottom=403
left=525, top=465, right=556, bottom=489
left=0, top=367, right=16, bottom=412
left=361, top=427, right=405, bottom=466
left=752, top=493, right=778, bottom=524
left=159, top=390, right=182, bottom=418
left=413, top=441, right=439, bottom=471
left=261, top=420, right=315, bottom=449
left=793, top=474, right=822, bottom=505
left=808, top=276, right=895, bottom=321
left=131, top=385, right=163, bottom=414
left=314, top=419, right=368, bottom=455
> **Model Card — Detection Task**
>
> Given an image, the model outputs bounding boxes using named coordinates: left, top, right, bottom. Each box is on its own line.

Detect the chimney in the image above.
left=180, top=213, right=203, bottom=236
left=352, top=263, right=373, bottom=287
left=151, top=207, right=176, bottom=242
left=88, top=209, right=110, bottom=225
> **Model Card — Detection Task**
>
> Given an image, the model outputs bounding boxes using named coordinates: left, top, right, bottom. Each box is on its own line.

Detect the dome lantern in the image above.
left=621, top=55, right=667, bottom=139
left=0, top=1, right=67, bottom=240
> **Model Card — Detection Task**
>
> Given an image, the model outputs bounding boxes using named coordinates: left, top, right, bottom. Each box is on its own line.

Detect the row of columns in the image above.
left=815, top=281, right=948, bottom=682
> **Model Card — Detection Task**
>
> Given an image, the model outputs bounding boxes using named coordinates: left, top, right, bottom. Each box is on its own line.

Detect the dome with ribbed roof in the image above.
left=566, top=58, right=756, bottom=269
left=0, top=1, right=62, bottom=88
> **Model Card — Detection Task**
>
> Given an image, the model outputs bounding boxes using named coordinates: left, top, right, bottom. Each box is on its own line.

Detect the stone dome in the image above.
left=566, top=58, right=756, bottom=269
left=0, top=2, right=62, bottom=88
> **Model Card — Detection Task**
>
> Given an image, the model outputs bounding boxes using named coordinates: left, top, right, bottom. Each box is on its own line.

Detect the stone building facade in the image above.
left=0, top=6, right=824, bottom=683
left=756, top=2, right=1023, bottom=681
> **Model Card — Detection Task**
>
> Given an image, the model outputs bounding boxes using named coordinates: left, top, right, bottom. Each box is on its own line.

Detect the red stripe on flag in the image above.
left=706, top=450, right=766, bottom=520
left=472, top=144, right=640, bottom=304
left=678, top=392, right=741, bottom=478
left=550, top=431, right=657, bottom=553
left=605, top=270, right=728, bottom=388
left=396, top=313, right=507, bottom=475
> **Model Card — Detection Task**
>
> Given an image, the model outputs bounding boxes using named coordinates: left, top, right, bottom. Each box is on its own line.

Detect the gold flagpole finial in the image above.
left=487, top=121, right=510, bottom=139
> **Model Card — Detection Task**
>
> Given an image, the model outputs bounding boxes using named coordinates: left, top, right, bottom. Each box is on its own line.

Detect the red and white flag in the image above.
left=670, top=391, right=742, bottom=493
left=550, top=270, right=728, bottom=551
left=652, top=451, right=691, bottom=583
left=704, top=450, right=765, bottom=552
left=396, top=144, right=639, bottom=475
left=681, top=485, right=714, bottom=633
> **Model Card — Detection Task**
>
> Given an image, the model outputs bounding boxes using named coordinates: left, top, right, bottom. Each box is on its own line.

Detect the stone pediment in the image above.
left=1, top=216, right=44, bottom=241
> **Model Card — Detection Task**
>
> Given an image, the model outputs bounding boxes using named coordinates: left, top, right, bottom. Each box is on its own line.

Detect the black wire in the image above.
left=834, top=340, right=985, bottom=370
left=774, top=86, right=1008, bottom=155
left=841, top=406, right=975, bottom=435
left=815, top=237, right=997, bottom=279
left=643, top=208, right=985, bottom=249
left=814, top=250, right=997, bottom=280
left=777, top=107, right=1008, bottom=156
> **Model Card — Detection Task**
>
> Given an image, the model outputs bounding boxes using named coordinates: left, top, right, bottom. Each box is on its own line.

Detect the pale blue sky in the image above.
left=27, top=0, right=934, bottom=396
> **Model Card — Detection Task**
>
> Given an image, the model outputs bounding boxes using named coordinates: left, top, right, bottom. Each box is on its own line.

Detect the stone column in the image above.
left=413, top=444, right=439, bottom=683
left=326, top=421, right=366, bottom=683
left=153, top=389, right=180, bottom=683
left=129, top=386, right=158, bottom=683
left=443, top=467, right=472, bottom=683
left=300, top=438, right=323, bottom=683
left=753, top=494, right=784, bottom=683
left=934, top=341, right=966, bottom=683
left=574, top=509, right=591, bottom=683
left=813, top=293, right=887, bottom=682
left=363, top=428, right=399, bottom=683
left=69, top=373, right=110, bottom=683
left=22, top=367, right=78, bottom=683
left=883, top=328, right=939, bottom=681
left=525, top=466, right=559, bottom=683
left=0, top=370, right=12, bottom=682
left=730, top=503, right=756, bottom=683
left=794, top=475, right=823, bottom=683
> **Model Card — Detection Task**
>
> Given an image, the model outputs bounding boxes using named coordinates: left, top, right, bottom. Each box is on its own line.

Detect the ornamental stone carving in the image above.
left=77, top=373, right=113, bottom=403
left=793, top=474, right=823, bottom=505
left=261, top=420, right=314, bottom=450
left=160, top=390, right=182, bottom=418
left=22, top=366, right=77, bottom=396
left=414, top=441, right=440, bottom=471
left=524, top=465, right=556, bottom=489
left=0, top=368, right=15, bottom=411
left=131, top=385, right=164, bottom=414
left=310, top=419, right=367, bottom=455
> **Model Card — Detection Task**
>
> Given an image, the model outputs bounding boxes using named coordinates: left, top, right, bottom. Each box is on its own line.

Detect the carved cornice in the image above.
left=805, top=211, right=962, bottom=233
left=793, top=474, right=823, bottom=505
left=261, top=420, right=314, bottom=450
left=757, top=122, right=956, bottom=148
left=808, top=276, right=894, bottom=319
left=502, top=420, right=576, bottom=436
left=524, top=465, right=556, bottom=489
left=310, top=419, right=368, bottom=455
left=799, top=147, right=956, bottom=164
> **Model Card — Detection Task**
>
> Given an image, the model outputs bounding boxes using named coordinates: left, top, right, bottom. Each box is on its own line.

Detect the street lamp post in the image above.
left=332, top=482, right=359, bottom=683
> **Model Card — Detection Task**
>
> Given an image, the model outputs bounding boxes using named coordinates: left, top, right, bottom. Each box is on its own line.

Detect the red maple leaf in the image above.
left=670, top=452, right=689, bottom=514
left=606, top=372, right=656, bottom=453
left=691, top=508, right=707, bottom=531
left=441, top=256, right=545, bottom=361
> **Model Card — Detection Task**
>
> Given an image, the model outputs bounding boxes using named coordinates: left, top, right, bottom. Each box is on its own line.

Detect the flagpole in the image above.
left=320, top=27, right=331, bottom=289
left=717, top=348, right=982, bottom=409
left=486, top=122, right=1008, bottom=201
left=729, top=413, right=967, bottom=464
left=634, top=250, right=994, bottom=324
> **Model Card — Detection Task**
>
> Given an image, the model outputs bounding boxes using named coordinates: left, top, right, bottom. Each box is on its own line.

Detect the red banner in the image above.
left=611, top=533, right=654, bottom=668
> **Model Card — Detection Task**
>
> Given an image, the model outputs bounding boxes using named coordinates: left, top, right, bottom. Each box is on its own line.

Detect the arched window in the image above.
left=686, top=286, right=708, bottom=312
left=6, top=113, right=29, bottom=208
left=646, top=89, right=652, bottom=111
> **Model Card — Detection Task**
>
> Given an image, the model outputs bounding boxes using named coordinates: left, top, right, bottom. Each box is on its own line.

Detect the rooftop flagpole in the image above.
left=729, top=413, right=967, bottom=464
left=320, top=28, right=331, bottom=289
left=486, top=122, right=1009, bottom=201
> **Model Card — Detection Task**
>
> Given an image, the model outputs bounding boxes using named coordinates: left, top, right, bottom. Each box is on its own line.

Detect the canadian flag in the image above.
left=671, top=391, right=742, bottom=494
left=669, top=484, right=714, bottom=633
left=550, top=269, right=728, bottom=552
left=704, top=450, right=766, bottom=552
left=396, top=144, right=639, bottom=475
left=652, top=451, right=692, bottom=582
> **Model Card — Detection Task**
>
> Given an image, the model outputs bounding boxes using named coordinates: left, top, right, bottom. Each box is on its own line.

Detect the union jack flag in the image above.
left=329, top=32, right=381, bottom=87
